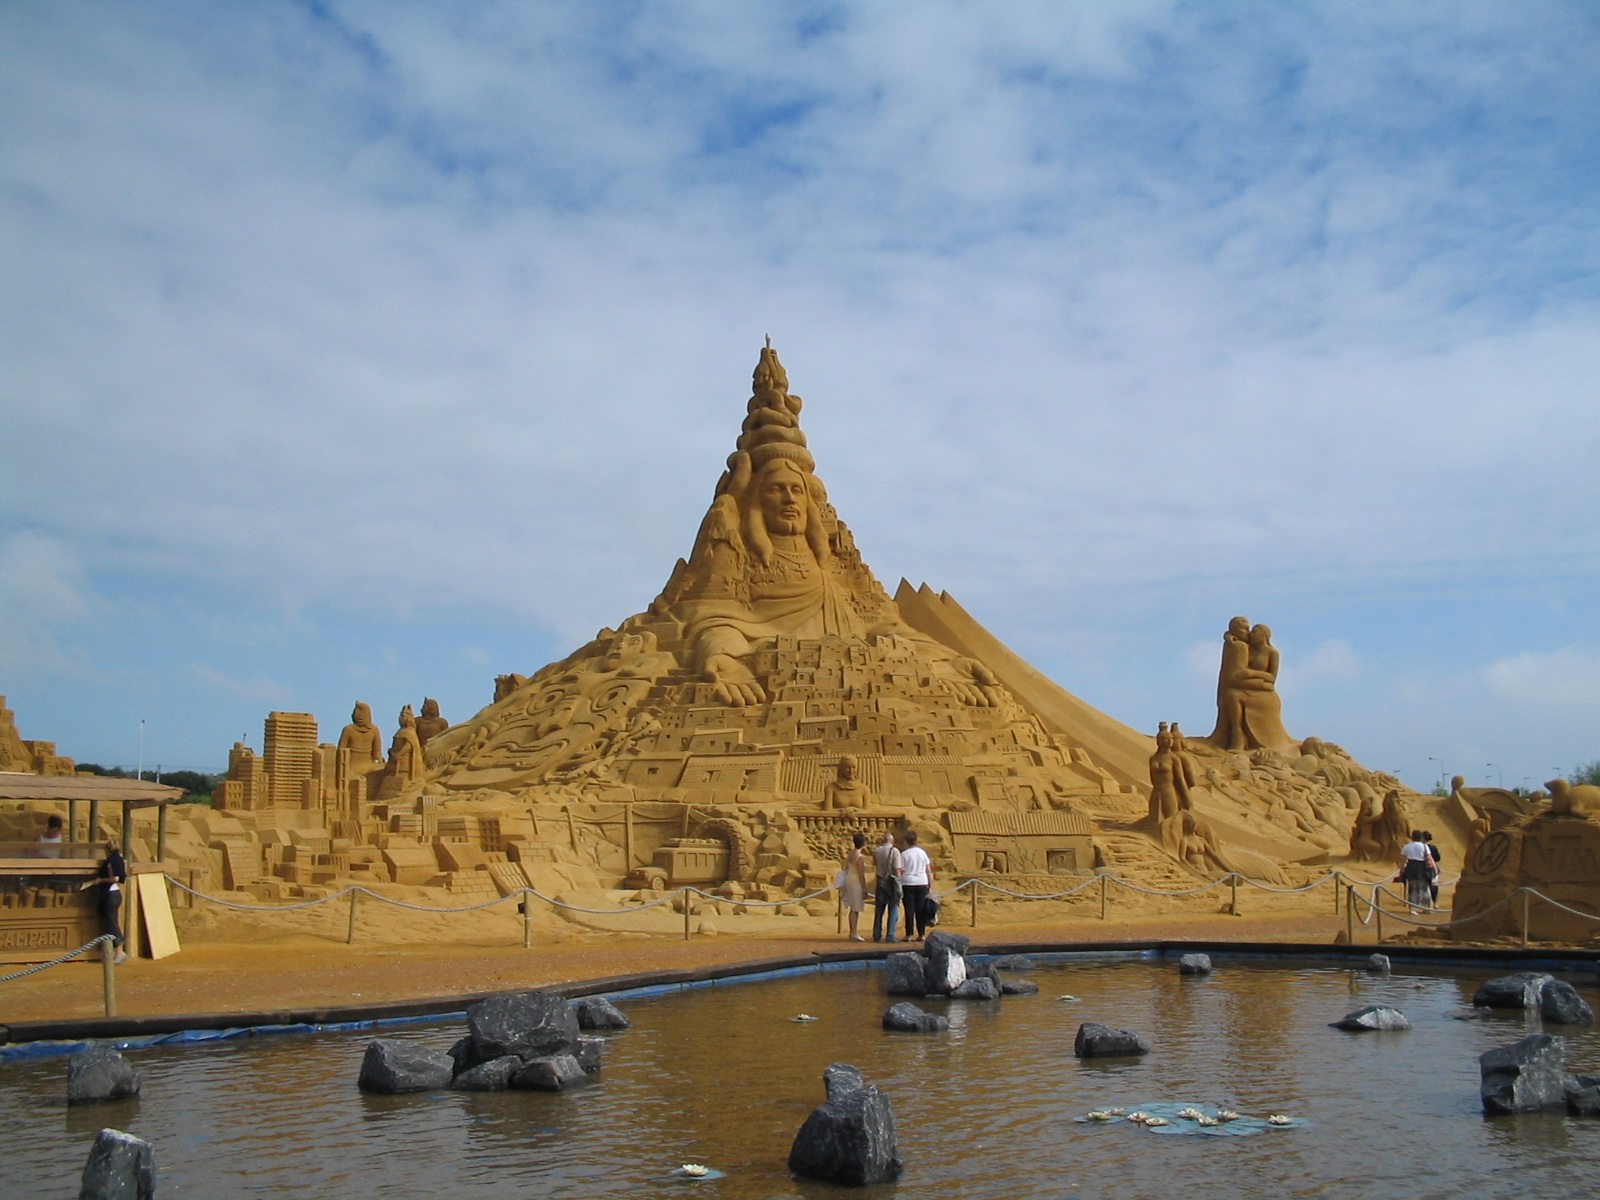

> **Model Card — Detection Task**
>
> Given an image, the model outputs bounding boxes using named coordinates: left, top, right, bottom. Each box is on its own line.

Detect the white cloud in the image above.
left=187, top=664, right=293, bottom=706
left=1485, top=647, right=1600, bottom=711
left=1279, top=640, right=1361, bottom=694
left=0, top=532, right=101, bottom=679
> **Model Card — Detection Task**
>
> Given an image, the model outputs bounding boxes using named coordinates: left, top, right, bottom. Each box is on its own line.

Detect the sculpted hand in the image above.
left=705, top=653, right=767, bottom=708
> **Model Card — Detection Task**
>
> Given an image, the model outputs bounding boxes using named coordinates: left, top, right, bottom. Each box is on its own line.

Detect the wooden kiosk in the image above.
left=0, top=772, right=183, bottom=964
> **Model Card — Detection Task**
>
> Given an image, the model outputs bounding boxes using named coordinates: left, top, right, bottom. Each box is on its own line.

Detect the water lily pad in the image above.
left=1075, top=1102, right=1307, bottom=1135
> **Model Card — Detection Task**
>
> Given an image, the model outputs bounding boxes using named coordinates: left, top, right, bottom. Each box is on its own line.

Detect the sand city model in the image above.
left=7, top=345, right=1587, bottom=946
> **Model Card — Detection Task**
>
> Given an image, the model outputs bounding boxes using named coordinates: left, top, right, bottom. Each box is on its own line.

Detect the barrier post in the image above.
left=683, top=889, right=692, bottom=941
left=1521, top=889, right=1530, bottom=949
left=1375, top=890, right=1384, bottom=943
left=971, top=881, right=979, bottom=929
left=1332, top=871, right=1341, bottom=915
left=836, top=889, right=843, bottom=936
left=1345, top=885, right=1355, bottom=944
left=1229, top=874, right=1239, bottom=916
left=522, top=891, right=533, bottom=950
left=101, top=942, right=117, bottom=1018
left=1099, top=873, right=1108, bottom=921
left=346, top=888, right=360, bottom=944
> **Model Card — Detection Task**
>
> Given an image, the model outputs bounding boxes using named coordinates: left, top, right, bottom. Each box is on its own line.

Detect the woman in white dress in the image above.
left=840, top=832, right=868, bottom=941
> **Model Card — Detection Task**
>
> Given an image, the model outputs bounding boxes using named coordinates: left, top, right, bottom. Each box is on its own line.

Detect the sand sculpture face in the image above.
left=759, top=462, right=809, bottom=537
left=421, top=698, right=440, bottom=719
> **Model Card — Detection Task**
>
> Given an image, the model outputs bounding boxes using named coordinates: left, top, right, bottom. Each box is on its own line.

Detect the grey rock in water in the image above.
left=1332, top=1005, right=1412, bottom=1032
left=1366, top=953, right=1391, bottom=974
left=451, top=1055, right=523, bottom=1092
left=79, top=1127, right=156, bottom=1200
left=1178, top=953, right=1212, bottom=976
left=1539, top=979, right=1595, bottom=1026
left=924, top=941, right=968, bottom=995
left=574, top=1035, right=604, bottom=1074
left=885, top=952, right=929, bottom=997
left=1000, top=978, right=1040, bottom=996
left=573, top=996, right=631, bottom=1030
left=1473, top=972, right=1555, bottom=1010
left=461, top=991, right=580, bottom=1073
left=512, top=1054, right=590, bottom=1092
left=358, top=1040, right=455, bottom=1093
left=991, top=954, right=1036, bottom=971
left=923, top=929, right=971, bottom=958
left=823, top=1062, right=865, bottom=1102
left=1073, top=1022, right=1150, bottom=1058
left=882, top=1002, right=949, bottom=1033
left=68, top=1045, right=141, bottom=1105
left=964, top=958, right=1001, bottom=987
left=1565, top=1072, right=1600, bottom=1116
left=1481, top=1033, right=1569, bottom=1113
left=950, top=976, right=1001, bottom=1001
left=788, top=1083, right=903, bottom=1186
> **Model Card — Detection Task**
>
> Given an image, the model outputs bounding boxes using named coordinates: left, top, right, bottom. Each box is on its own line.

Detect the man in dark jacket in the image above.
left=97, top=839, right=128, bottom=964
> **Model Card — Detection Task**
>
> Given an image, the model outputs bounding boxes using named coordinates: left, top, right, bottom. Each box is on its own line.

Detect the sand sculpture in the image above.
left=0, top=696, right=75, bottom=776
left=30, top=345, right=1462, bottom=930
left=1452, top=778, right=1600, bottom=941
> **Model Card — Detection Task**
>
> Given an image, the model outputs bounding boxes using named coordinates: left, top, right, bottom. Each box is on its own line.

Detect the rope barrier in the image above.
left=0, top=935, right=115, bottom=984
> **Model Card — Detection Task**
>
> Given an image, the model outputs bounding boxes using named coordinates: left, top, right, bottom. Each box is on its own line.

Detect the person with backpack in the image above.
left=96, top=838, right=129, bottom=964
left=900, top=829, right=935, bottom=941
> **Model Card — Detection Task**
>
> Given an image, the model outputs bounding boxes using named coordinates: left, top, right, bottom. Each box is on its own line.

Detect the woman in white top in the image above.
left=899, top=830, right=934, bottom=941
left=840, top=832, right=868, bottom=941
left=1398, top=829, right=1436, bottom=912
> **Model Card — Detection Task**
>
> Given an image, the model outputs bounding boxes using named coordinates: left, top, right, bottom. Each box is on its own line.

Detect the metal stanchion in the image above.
left=1375, top=889, right=1384, bottom=943
left=346, top=888, right=360, bottom=944
left=1099, top=873, right=1108, bottom=921
left=1521, top=889, right=1531, bottom=949
left=971, top=881, right=979, bottom=929
left=523, top=891, right=533, bottom=949
left=1346, top=885, right=1355, bottom=944
left=101, top=942, right=117, bottom=1018
left=683, top=889, right=692, bottom=941
left=1332, top=871, right=1341, bottom=915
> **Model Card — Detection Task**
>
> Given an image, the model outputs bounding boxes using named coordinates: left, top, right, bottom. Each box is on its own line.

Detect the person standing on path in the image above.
left=840, top=832, right=869, bottom=941
left=1398, top=829, right=1435, bottom=913
left=1424, top=831, right=1442, bottom=908
left=96, top=838, right=128, bottom=963
left=900, top=830, right=934, bottom=942
left=871, top=831, right=903, bottom=943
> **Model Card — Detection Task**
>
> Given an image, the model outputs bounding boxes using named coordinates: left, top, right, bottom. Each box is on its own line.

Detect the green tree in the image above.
left=1574, top=761, right=1600, bottom=787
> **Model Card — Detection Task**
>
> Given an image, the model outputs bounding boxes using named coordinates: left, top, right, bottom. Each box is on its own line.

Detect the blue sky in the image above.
left=2, top=2, right=1597, bottom=790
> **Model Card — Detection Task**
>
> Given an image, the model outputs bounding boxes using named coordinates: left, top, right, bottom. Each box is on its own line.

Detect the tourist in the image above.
left=840, top=832, right=868, bottom=942
left=871, top=831, right=903, bottom=943
left=1424, top=831, right=1442, bottom=907
left=1397, top=829, right=1435, bottom=913
left=900, top=830, right=934, bottom=941
left=35, top=814, right=64, bottom=859
left=96, top=838, right=129, bottom=964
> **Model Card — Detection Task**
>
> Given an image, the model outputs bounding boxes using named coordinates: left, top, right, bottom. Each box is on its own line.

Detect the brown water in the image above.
left=4, top=955, right=1600, bottom=1199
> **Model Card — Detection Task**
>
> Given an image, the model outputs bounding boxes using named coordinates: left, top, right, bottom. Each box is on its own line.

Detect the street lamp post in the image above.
left=1428, top=757, right=1445, bottom=790
left=1486, top=762, right=1502, bottom=788
left=137, top=718, right=145, bottom=781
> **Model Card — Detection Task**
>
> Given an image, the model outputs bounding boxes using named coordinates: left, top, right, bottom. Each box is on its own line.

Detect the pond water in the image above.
left=4, top=955, right=1600, bottom=1199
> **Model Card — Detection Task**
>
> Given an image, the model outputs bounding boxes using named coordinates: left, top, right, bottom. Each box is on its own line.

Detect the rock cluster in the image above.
left=884, top=931, right=1036, bottom=999
left=359, top=991, right=615, bottom=1096
left=1073, top=1021, right=1151, bottom=1058
left=1331, top=1005, right=1411, bottom=1032
left=1472, top=972, right=1594, bottom=1025
left=788, top=1061, right=903, bottom=1186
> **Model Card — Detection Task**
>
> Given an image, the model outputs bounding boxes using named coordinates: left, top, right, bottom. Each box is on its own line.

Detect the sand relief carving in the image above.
left=820, top=754, right=875, bottom=812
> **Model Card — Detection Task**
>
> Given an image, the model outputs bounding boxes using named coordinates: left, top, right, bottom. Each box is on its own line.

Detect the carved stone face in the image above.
left=759, top=463, right=808, bottom=536
left=837, top=754, right=857, bottom=782
left=352, top=702, right=372, bottom=727
left=421, top=698, right=440, bottom=719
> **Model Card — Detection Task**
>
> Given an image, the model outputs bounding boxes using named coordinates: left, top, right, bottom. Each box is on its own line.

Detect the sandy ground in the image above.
left=0, top=883, right=1423, bottom=1028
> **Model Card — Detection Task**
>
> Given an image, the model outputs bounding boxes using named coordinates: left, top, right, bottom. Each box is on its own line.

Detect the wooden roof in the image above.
left=0, top=772, right=184, bottom=806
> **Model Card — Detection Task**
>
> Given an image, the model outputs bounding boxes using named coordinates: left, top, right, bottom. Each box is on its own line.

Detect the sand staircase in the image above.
left=1094, top=828, right=1209, bottom=894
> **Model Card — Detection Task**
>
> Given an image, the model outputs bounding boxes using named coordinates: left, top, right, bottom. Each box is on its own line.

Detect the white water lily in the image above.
left=791, top=1014, right=817, bottom=1022
left=1215, top=1109, right=1240, bottom=1122
left=680, top=1164, right=710, bottom=1177
left=1267, top=1114, right=1292, bottom=1126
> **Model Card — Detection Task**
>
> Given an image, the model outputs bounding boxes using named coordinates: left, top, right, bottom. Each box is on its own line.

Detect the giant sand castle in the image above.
left=14, top=346, right=1583, bottom=939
